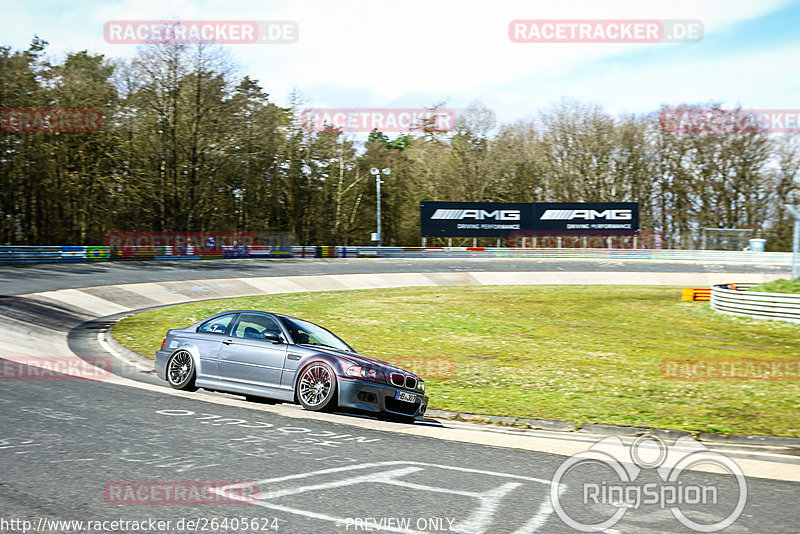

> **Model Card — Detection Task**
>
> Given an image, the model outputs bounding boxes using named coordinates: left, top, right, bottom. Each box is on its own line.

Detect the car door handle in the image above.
left=222, top=339, right=234, bottom=345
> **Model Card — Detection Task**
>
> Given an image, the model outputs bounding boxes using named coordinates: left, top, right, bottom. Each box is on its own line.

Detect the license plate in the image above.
left=395, top=391, right=418, bottom=403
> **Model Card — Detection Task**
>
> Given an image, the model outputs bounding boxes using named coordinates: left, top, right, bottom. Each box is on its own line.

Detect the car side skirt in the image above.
left=194, top=377, right=295, bottom=402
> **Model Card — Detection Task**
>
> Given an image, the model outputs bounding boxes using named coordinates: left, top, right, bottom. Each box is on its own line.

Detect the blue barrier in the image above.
left=0, top=245, right=791, bottom=265
left=60, top=246, right=86, bottom=262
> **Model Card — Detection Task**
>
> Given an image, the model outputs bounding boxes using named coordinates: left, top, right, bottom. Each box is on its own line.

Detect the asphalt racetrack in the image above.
left=1, top=258, right=798, bottom=533
left=0, top=257, right=789, bottom=296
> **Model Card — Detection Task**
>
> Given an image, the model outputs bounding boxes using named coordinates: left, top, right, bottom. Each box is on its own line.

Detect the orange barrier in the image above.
left=682, top=288, right=712, bottom=301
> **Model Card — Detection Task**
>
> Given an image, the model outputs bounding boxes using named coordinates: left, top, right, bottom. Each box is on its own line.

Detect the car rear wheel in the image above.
left=166, top=350, right=198, bottom=391
left=296, top=362, right=337, bottom=411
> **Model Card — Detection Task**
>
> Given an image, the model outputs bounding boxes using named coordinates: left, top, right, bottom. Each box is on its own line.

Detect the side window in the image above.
left=231, top=313, right=282, bottom=341
left=198, top=313, right=236, bottom=335
left=280, top=318, right=309, bottom=345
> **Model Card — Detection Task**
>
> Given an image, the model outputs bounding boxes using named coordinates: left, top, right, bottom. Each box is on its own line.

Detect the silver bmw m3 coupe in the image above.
left=155, top=310, right=428, bottom=421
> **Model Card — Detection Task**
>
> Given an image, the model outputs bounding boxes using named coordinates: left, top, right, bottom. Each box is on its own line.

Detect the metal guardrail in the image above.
left=711, top=283, right=800, bottom=323
left=368, top=247, right=791, bottom=264
left=0, top=245, right=792, bottom=265
left=0, top=245, right=294, bottom=264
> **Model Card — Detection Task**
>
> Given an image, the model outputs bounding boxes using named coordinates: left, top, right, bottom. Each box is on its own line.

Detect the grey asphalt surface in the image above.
left=2, top=364, right=798, bottom=534
left=0, top=257, right=790, bottom=296
left=2, top=258, right=798, bottom=533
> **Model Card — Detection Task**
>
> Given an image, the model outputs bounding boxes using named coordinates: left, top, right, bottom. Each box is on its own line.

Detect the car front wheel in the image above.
left=296, top=362, right=337, bottom=411
left=166, top=350, right=198, bottom=391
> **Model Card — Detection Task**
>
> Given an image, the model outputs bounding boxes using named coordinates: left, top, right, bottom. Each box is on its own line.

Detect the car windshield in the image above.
left=279, top=316, right=354, bottom=352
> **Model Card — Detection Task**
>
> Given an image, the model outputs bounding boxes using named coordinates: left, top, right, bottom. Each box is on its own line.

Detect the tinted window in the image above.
left=280, top=316, right=353, bottom=352
left=232, top=313, right=283, bottom=341
left=198, top=313, right=236, bottom=335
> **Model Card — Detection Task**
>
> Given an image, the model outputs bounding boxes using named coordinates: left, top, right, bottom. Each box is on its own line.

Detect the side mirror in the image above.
left=263, top=332, right=283, bottom=344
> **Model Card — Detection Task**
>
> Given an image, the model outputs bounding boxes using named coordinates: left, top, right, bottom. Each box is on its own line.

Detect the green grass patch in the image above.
left=114, top=285, right=800, bottom=437
left=749, top=278, right=800, bottom=294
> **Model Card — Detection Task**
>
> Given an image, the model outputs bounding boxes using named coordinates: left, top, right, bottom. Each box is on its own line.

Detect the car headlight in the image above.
left=417, top=380, right=425, bottom=393
left=345, top=365, right=386, bottom=383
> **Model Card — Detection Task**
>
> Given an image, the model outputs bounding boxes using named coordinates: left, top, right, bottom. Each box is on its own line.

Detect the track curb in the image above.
left=104, top=323, right=159, bottom=371
left=423, top=409, right=800, bottom=448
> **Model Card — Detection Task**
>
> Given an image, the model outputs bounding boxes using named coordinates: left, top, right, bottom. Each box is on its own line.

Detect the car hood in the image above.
left=302, top=345, right=420, bottom=378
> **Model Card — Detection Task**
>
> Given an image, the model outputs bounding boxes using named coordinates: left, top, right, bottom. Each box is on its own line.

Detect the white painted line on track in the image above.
left=214, top=461, right=556, bottom=534
left=441, top=421, right=800, bottom=462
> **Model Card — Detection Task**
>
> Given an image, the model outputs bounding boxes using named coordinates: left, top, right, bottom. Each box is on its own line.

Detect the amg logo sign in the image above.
left=431, top=209, right=521, bottom=221
left=420, top=201, right=638, bottom=237
left=540, top=209, right=633, bottom=221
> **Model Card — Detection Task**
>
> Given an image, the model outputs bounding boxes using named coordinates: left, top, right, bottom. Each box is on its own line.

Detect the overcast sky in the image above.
left=3, top=0, right=798, bottom=127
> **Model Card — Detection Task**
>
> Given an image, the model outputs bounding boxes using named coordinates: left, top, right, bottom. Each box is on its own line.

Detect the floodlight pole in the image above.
left=370, top=167, right=390, bottom=247
left=233, top=188, right=246, bottom=243
left=786, top=205, right=800, bottom=279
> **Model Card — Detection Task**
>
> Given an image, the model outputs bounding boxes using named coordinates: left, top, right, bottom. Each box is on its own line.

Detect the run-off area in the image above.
left=3, top=364, right=796, bottom=533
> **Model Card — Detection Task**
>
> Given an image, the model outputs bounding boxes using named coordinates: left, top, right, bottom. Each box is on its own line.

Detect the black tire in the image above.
left=296, top=362, right=337, bottom=412
left=165, top=350, right=198, bottom=391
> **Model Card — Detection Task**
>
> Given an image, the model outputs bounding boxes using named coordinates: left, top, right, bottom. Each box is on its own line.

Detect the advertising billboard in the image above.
left=420, top=202, right=639, bottom=237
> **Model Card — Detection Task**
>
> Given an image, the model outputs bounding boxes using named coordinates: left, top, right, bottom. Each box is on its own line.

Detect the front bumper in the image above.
left=338, top=378, right=428, bottom=419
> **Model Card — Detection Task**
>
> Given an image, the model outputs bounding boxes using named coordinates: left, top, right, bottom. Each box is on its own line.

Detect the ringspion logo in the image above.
left=551, top=435, right=746, bottom=532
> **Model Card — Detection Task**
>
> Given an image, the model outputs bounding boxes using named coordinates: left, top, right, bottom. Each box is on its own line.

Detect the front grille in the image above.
left=390, top=372, right=405, bottom=387
left=390, top=372, right=417, bottom=390
left=385, top=396, right=420, bottom=415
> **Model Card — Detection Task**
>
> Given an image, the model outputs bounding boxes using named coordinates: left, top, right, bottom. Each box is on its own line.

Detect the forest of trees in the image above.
left=2, top=37, right=799, bottom=249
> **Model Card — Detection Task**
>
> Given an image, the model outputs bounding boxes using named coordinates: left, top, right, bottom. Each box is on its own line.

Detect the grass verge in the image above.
left=114, top=285, right=800, bottom=437
left=749, top=278, right=800, bottom=294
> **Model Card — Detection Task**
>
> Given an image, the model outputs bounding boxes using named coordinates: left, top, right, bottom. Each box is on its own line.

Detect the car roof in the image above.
left=206, top=310, right=300, bottom=321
